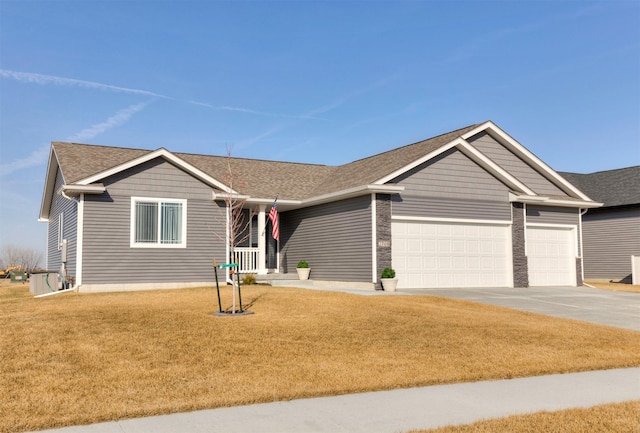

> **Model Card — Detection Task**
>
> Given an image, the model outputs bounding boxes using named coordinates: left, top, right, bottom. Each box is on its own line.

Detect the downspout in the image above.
left=371, top=193, right=377, bottom=285
left=522, top=203, right=527, bottom=252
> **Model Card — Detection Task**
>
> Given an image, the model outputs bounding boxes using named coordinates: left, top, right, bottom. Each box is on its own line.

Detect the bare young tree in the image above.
left=213, top=147, right=256, bottom=312
left=1, top=244, right=43, bottom=272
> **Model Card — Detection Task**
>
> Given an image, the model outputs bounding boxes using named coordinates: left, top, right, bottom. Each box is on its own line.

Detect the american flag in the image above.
left=268, top=198, right=279, bottom=241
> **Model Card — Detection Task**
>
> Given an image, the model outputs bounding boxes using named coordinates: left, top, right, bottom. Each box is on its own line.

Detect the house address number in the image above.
left=378, top=240, right=390, bottom=248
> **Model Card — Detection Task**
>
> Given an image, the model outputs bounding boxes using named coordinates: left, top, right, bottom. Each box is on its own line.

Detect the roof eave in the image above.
left=301, top=184, right=404, bottom=208
left=38, top=145, right=60, bottom=221
left=509, top=193, right=603, bottom=209
left=235, top=185, right=405, bottom=211
left=60, top=184, right=106, bottom=197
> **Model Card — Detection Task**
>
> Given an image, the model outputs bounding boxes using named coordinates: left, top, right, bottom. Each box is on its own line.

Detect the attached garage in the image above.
left=526, top=225, right=577, bottom=286
left=391, top=220, right=512, bottom=289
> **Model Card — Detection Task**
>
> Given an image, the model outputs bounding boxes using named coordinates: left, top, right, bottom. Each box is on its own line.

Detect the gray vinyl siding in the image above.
left=82, top=158, right=226, bottom=284
left=468, top=132, right=567, bottom=196
left=47, top=168, right=78, bottom=278
left=582, top=207, right=640, bottom=281
left=280, top=196, right=372, bottom=282
left=391, top=148, right=511, bottom=220
left=526, top=205, right=579, bottom=225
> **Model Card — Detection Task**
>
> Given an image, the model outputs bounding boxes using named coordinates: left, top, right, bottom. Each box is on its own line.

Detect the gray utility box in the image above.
left=29, top=272, right=59, bottom=296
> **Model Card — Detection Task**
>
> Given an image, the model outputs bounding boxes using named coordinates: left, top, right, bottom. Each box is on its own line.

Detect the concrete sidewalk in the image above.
left=32, top=368, right=640, bottom=433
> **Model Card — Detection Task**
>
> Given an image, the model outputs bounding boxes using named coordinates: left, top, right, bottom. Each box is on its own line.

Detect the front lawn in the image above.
left=2, top=282, right=639, bottom=432
left=415, top=401, right=640, bottom=433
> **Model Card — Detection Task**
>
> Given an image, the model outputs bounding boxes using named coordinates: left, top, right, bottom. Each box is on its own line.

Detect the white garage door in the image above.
left=391, top=220, right=511, bottom=289
left=526, top=226, right=576, bottom=286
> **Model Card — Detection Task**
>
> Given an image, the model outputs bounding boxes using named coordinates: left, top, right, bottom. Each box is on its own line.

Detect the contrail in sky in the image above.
left=0, top=69, right=167, bottom=98
left=67, top=101, right=150, bottom=142
left=0, top=102, right=151, bottom=177
left=0, top=69, right=309, bottom=119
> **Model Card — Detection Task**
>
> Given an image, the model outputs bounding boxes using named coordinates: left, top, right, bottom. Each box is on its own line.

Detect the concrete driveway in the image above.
left=405, top=286, right=640, bottom=331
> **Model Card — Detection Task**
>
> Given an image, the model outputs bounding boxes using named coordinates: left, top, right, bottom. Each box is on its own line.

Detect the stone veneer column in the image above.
left=375, top=194, right=392, bottom=290
left=576, top=258, right=583, bottom=287
left=512, top=202, right=529, bottom=288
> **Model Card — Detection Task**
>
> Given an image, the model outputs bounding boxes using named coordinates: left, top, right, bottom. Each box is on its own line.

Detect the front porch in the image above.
left=232, top=202, right=279, bottom=275
left=233, top=247, right=262, bottom=274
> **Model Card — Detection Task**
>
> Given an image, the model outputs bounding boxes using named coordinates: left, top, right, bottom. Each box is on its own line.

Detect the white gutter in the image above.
left=509, top=192, right=602, bottom=209
left=212, top=192, right=251, bottom=201
left=60, top=184, right=106, bottom=197
left=302, top=184, right=404, bottom=208
left=543, top=199, right=603, bottom=208
left=508, top=193, right=549, bottom=203
left=227, top=184, right=405, bottom=211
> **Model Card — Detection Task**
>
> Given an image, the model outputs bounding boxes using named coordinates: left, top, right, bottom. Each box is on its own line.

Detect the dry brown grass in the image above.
left=2, top=281, right=639, bottom=433
left=585, top=279, right=640, bottom=293
left=413, top=401, right=640, bottom=433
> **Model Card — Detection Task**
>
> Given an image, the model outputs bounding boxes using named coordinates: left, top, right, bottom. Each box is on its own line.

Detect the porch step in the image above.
left=255, top=274, right=377, bottom=291
left=255, top=273, right=299, bottom=282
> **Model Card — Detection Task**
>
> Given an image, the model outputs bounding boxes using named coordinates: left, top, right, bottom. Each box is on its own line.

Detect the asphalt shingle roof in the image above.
left=560, top=166, right=640, bottom=208
left=52, top=123, right=482, bottom=201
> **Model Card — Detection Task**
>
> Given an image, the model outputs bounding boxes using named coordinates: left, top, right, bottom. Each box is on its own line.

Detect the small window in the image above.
left=57, top=213, right=64, bottom=250
left=131, top=197, right=187, bottom=248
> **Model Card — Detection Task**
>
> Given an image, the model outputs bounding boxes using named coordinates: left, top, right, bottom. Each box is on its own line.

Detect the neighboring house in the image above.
left=39, top=121, right=601, bottom=292
left=560, top=167, right=640, bottom=283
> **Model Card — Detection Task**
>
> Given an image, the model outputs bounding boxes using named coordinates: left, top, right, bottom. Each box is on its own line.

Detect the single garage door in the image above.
left=391, top=220, right=511, bottom=289
left=526, top=226, right=576, bottom=286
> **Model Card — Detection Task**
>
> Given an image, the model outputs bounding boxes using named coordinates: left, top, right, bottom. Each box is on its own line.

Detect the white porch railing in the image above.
left=233, top=247, right=259, bottom=274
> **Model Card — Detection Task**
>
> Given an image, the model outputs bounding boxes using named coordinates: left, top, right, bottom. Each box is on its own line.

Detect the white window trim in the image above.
left=130, top=197, right=187, bottom=248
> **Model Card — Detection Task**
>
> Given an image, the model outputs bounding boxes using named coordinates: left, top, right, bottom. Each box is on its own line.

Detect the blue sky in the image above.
left=1, top=0, right=639, bottom=257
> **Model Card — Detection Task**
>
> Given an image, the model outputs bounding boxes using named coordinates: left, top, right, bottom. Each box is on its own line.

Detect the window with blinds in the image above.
left=131, top=197, right=187, bottom=247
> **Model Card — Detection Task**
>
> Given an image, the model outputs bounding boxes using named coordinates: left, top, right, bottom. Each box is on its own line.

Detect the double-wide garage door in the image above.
left=391, top=220, right=511, bottom=289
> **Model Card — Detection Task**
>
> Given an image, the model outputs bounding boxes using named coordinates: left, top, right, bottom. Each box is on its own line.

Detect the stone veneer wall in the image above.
left=512, top=202, right=529, bottom=288
left=576, top=258, right=583, bottom=287
left=375, top=194, right=392, bottom=289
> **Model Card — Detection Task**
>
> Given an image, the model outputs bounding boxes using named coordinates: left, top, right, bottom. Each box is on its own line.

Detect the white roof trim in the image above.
left=77, top=148, right=237, bottom=194
left=455, top=140, right=535, bottom=195
left=535, top=198, right=603, bottom=208
left=212, top=192, right=250, bottom=201
left=509, top=193, right=602, bottom=209
left=60, top=184, right=106, bottom=196
left=235, top=185, right=404, bottom=211
left=474, top=121, right=593, bottom=201
left=374, top=140, right=460, bottom=185
left=460, top=121, right=495, bottom=141
left=303, top=184, right=404, bottom=208
left=39, top=146, right=61, bottom=221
